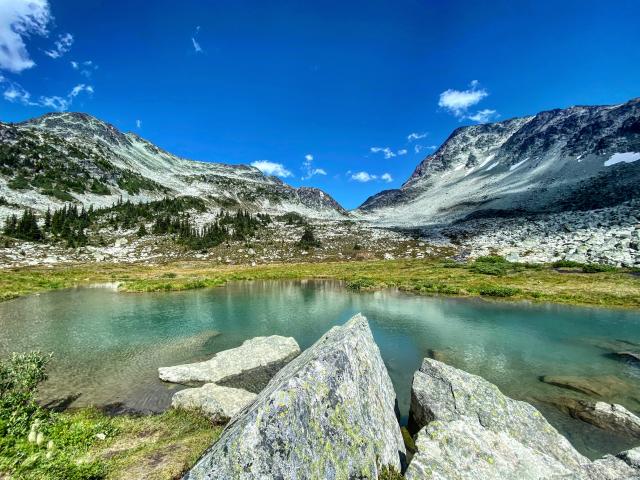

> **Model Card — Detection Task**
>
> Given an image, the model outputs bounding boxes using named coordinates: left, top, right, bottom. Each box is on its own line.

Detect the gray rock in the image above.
left=159, top=335, right=301, bottom=391
left=408, top=358, right=588, bottom=474
left=172, top=384, right=257, bottom=423
left=183, top=314, right=405, bottom=479
left=406, top=358, right=640, bottom=479
left=541, top=396, right=640, bottom=438
left=572, top=401, right=640, bottom=438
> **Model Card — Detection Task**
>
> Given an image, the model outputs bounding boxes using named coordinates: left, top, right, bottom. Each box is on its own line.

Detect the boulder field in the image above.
left=162, top=315, right=640, bottom=479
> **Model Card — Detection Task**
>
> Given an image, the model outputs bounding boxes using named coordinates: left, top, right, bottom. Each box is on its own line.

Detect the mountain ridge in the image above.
left=358, top=97, right=640, bottom=226
left=0, top=112, right=348, bottom=218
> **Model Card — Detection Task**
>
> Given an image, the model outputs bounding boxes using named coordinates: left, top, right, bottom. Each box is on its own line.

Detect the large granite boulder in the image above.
left=159, top=336, right=300, bottom=391
left=406, top=358, right=640, bottom=479
left=183, top=314, right=405, bottom=479
left=172, top=384, right=257, bottom=423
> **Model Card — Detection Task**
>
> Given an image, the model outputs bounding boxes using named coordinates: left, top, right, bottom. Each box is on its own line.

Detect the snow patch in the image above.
left=485, top=161, right=499, bottom=171
left=509, top=157, right=529, bottom=171
left=604, top=152, right=640, bottom=167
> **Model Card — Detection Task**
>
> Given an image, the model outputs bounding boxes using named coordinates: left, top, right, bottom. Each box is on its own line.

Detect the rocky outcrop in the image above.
left=158, top=336, right=300, bottom=391
left=183, top=314, right=405, bottom=479
left=172, top=384, right=257, bottom=423
left=406, top=358, right=640, bottom=479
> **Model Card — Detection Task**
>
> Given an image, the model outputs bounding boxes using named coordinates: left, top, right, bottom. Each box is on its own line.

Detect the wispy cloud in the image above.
left=71, top=59, right=98, bottom=77
left=251, top=160, right=292, bottom=178
left=301, top=154, right=327, bottom=180
left=136, top=119, right=142, bottom=129
left=3, top=81, right=32, bottom=104
left=191, top=25, right=203, bottom=53
left=40, top=83, right=93, bottom=111
left=44, top=32, right=73, bottom=59
left=0, top=0, right=52, bottom=73
left=407, top=132, right=427, bottom=142
left=438, top=80, right=498, bottom=124
left=370, top=147, right=398, bottom=159
left=350, top=171, right=393, bottom=183
left=467, top=109, right=498, bottom=123
left=414, top=144, right=437, bottom=154
left=397, top=149, right=407, bottom=155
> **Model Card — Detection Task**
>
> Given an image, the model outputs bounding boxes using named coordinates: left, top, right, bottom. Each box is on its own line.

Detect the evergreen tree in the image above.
left=298, top=226, right=320, bottom=249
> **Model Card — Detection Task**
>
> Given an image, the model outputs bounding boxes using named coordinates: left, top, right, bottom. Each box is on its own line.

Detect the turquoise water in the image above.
left=1, top=280, right=639, bottom=458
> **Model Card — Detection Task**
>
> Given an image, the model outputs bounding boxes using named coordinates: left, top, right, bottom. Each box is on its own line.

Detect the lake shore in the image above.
left=1, top=257, right=639, bottom=308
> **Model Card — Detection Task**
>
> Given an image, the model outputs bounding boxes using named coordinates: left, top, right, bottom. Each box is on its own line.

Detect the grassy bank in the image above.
left=1, top=257, right=639, bottom=308
left=0, top=352, right=220, bottom=480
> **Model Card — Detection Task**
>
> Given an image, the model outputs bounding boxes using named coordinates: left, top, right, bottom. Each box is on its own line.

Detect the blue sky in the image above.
left=1, top=0, right=639, bottom=209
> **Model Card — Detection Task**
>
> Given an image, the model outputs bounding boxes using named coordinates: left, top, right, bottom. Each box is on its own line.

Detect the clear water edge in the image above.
left=1, top=280, right=639, bottom=459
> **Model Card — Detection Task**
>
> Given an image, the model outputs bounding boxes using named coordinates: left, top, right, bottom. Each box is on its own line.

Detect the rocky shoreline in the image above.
left=158, top=314, right=640, bottom=479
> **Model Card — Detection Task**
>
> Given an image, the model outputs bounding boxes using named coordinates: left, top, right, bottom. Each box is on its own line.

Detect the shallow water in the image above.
left=1, top=280, right=639, bottom=458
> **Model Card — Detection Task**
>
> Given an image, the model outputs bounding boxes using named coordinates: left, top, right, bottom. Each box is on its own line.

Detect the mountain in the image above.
left=358, top=98, right=640, bottom=226
left=0, top=112, right=347, bottom=218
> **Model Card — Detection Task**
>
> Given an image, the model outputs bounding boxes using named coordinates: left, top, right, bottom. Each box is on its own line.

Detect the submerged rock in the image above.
left=172, top=384, right=257, bottom=423
left=539, top=374, right=633, bottom=398
left=609, top=351, right=640, bottom=364
left=183, top=314, right=405, bottom=479
left=543, top=396, right=640, bottom=438
left=406, top=358, right=640, bottom=479
left=158, top=336, right=300, bottom=391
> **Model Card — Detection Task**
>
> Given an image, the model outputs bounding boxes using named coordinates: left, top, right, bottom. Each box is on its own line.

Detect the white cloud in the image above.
left=39, top=83, right=93, bottom=111
left=439, top=80, right=500, bottom=124
left=71, top=59, right=97, bottom=77
left=192, top=37, right=202, bottom=53
left=397, top=149, right=407, bottom=155
left=351, top=171, right=394, bottom=183
left=414, top=144, right=437, bottom=154
left=438, top=80, right=487, bottom=117
left=251, top=160, right=293, bottom=178
left=44, top=32, right=73, bottom=59
left=407, top=132, right=427, bottom=142
left=0, top=0, right=52, bottom=72
left=351, top=171, right=377, bottom=182
left=467, top=109, right=498, bottom=123
left=301, top=153, right=327, bottom=180
left=3, top=82, right=31, bottom=103
left=136, top=119, right=142, bottom=129
left=370, top=147, right=396, bottom=159
left=191, top=25, right=203, bottom=53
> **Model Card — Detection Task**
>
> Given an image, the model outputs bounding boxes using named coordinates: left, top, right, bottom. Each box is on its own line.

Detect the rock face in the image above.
left=406, top=358, right=640, bottom=479
left=183, top=314, right=405, bottom=479
left=172, top=384, right=257, bottom=423
left=159, top=336, right=300, bottom=391
left=358, top=97, right=640, bottom=226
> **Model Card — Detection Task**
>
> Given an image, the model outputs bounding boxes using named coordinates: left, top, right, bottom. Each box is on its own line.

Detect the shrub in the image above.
left=479, top=285, right=521, bottom=297
left=378, top=464, right=404, bottom=479
left=551, top=260, right=583, bottom=268
left=346, top=277, right=375, bottom=290
left=582, top=263, right=616, bottom=273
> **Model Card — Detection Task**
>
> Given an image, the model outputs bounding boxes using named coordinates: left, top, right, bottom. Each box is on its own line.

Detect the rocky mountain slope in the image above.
left=0, top=112, right=347, bottom=221
left=358, top=97, right=640, bottom=227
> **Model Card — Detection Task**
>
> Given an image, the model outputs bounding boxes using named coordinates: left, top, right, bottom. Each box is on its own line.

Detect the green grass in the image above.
left=0, top=258, right=638, bottom=308
left=0, top=408, right=219, bottom=480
